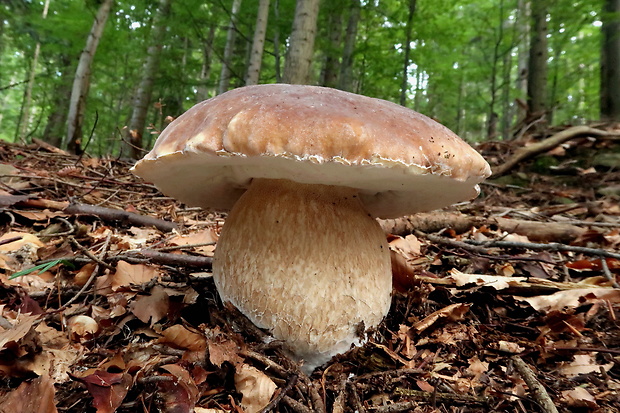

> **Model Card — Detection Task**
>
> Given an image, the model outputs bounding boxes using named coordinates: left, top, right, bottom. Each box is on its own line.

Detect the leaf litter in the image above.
left=0, top=136, right=619, bottom=412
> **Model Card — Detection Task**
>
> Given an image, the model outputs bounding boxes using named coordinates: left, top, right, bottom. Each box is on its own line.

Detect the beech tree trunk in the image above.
left=196, top=25, right=216, bottom=102
left=65, top=0, right=114, bottom=154
left=283, top=0, right=321, bottom=85
left=125, top=0, right=172, bottom=159
left=399, top=0, right=416, bottom=106
left=245, top=0, right=270, bottom=85
left=273, top=0, right=282, bottom=82
left=18, top=0, right=50, bottom=142
left=337, top=0, right=360, bottom=92
left=43, top=55, right=72, bottom=147
left=320, top=2, right=344, bottom=88
left=600, top=0, right=620, bottom=121
left=526, top=0, right=548, bottom=118
left=218, top=0, right=242, bottom=94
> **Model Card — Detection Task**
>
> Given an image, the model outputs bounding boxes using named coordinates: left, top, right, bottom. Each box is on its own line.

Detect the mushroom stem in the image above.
left=213, top=178, right=392, bottom=372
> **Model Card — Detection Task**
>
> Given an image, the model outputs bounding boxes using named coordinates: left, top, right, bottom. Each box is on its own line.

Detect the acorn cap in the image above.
left=132, top=84, right=491, bottom=218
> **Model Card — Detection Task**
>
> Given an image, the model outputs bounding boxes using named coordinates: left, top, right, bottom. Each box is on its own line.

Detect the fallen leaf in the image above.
left=0, top=375, right=58, bottom=413
left=561, top=386, right=598, bottom=408
left=159, top=324, right=207, bottom=352
left=130, top=285, right=170, bottom=325
left=110, top=261, right=159, bottom=290
left=518, top=288, right=620, bottom=312
left=68, top=315, right=100, bottom=342
left=71, top=370, right=131, bottom=413
left=558, top=354, right=614, bottom=377
left=207, top=330, right=243, bottom=368
left=412, top=303, right=470, bottom=334
left=158, top=364, right=199, bottom=413
left=234, top=364, right=277, bottom=413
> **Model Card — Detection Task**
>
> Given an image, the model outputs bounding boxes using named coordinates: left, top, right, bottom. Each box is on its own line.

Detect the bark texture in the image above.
left=283, top=0, right=321, bottom=85
left=600, top=0, right=620, bottom=121
left=218, top=0, right=242, bottom=94
left=245, top=0, right=270, bottom=85
left=125, top=0, right=172, bottom=159
left=526, top=0, right=548, bottom=117
left=337, top=0, right=360, bottom=92
left=65, top=0, right=114, bottom=154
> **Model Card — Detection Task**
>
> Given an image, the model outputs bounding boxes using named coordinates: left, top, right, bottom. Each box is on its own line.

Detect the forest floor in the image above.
left=0, top=126, right=619, bottom=413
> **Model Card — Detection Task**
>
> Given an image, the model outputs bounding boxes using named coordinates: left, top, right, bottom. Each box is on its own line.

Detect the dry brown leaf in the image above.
left=0, top=314, right=37, bottom=351
left=71, top=370, right=132, bottom=413
left=158, top=364, right=199, bottom=413
left=561, top=386, right=598, bottom=408
left=234, top=364, right=277, bottom=413
left=110, top=260, right=159, bottom=290
left=412, top=303, right=470, bottom=334
left=0, top=232, right=45, bottom=252
left=68, top=315, right=99, bottom=342
left=497, top=340, right=525, bottom=354
left=130, top=285, right=170, bottom=325
left=0, top=375, right=58, bottom=413
left=518, top=288, right=620, bottom=312
left=159, top=324, right=207, bottom=352
left=169, top=228, right=219, bottom=255
left=74, top=263, right=97, bottom=287
left=389, top=234, right=422, bottom=258
left=207, top=331, right=243, bottom=367
left=558, top=354, right=614, bottom=377
left=465, top=356, right=489, bottom=382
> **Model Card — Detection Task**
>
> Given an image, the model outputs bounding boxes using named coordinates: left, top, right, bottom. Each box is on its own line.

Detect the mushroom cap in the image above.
left=132, top=84, right=491, bottom=218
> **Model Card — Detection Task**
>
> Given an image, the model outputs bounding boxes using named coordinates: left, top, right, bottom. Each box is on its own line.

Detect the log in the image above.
left=379, top=212, right=586, bottom=243
left=492, top=126, right=620, bottom=177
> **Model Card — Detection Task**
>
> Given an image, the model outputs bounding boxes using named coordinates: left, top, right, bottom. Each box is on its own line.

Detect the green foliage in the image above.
left=0, top=0, right=610, bottom=152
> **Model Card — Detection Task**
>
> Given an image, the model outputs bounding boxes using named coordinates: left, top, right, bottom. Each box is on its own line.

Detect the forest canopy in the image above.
left=0, top=0, right=614, bottom=156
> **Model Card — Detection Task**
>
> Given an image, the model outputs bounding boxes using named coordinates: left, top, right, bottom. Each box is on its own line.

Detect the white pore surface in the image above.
left=134, top=150, right=482, bottom=219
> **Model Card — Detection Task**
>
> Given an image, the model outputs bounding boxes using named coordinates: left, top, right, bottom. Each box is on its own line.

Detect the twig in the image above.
left=68, top=235, right=115, bottom=270
left=420, top=231, right=620, bottom=261
left=64, top=203, right=178, bottom=232
left=600, top=258, right=620, bottom=288
left=282, top=396, right=313, bottom=413
left=511, top=356, right=559, bottom=413
left=259, top=374, right=298, bottom=413
left=126, top=249, right=212, bottom=268
left=464, top=238, right=620, bottom=260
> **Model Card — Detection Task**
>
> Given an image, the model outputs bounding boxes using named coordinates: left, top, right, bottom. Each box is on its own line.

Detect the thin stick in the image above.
left=511, top=356, right=559, bottom=413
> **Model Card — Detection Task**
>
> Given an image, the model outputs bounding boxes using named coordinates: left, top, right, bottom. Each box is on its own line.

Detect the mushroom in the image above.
left=132, top=84, right=491, bottom=372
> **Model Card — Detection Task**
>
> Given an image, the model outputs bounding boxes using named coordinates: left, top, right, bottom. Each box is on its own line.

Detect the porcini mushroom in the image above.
left=132, top=84, right=491, bottom=372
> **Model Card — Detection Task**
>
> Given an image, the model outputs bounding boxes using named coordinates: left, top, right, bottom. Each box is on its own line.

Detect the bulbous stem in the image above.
left=213, top=178, right=392, bottom=372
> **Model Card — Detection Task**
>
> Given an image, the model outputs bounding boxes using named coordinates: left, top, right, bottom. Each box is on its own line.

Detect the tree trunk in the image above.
left=17, top=0, right=51, bottom=142
left=526, top=0, right=548, bottom=118
left=516, top=0, right=530, bottom=97
left=65, top=0, right=114, bottom=154
left=218, top=0, right=242, bottom=94
left=196, top=25, right=216, bottom=102
left=320, top=2, right=344, bottom=88
left=337, top=0, right=360, bottom=92
left=125, top=0, right=172, bottom=159
left=273, top=0, right=282, bottom=83
left=283, top=0, right=321, bottom=85
left=43, top=55, right=73, bottom=147
left=600, top=0, right=620, bottom=121
left=245, top=0, right=270, bottom=85
left=487, top=0, right=504, bottom=140
left=399, top=0, right=416, bottom=106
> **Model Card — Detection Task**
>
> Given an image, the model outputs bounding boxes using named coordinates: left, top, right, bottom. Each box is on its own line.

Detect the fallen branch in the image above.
left=492, top=126, right=620, bottom=177
left=379, top=212, right=586, bottom=243
left=511, top=356, right=559, bottom=413
left=64, top=203, right=178, bottom=232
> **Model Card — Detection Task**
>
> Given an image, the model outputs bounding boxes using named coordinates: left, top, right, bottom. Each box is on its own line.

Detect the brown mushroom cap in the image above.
left=132, top=84, right=491, bottom=218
